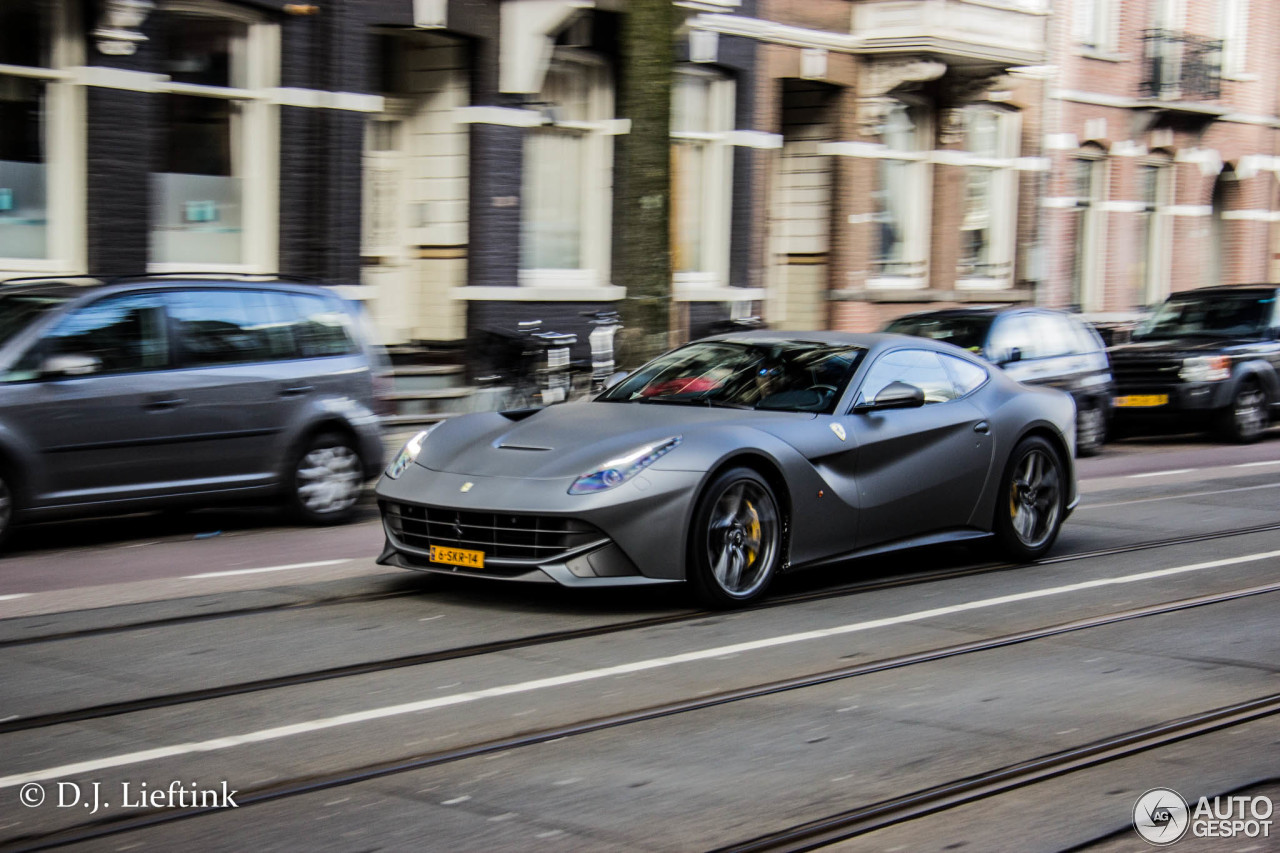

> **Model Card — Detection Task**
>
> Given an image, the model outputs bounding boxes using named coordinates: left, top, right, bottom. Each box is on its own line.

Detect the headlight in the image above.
left=385, top=424, right=440, bottom=479
left=1179, top=355, right=1231, bottom=383
left=569, top=436, right=682, bottom=495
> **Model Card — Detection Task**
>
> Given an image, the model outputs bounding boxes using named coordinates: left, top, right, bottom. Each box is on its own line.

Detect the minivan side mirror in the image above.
left=998, top=347, right=1023, bottom=366
left=40, top=354, right=102, bottom=378
left=854, top=381, right=926, bottom=412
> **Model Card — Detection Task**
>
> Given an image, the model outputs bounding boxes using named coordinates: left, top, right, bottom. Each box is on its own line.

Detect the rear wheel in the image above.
left=687, top=468, right=782, bottom=608
left=993, top=437, right=1065, bottom=561
left=1075, top=404, right=1106, bottom=457
left=289, top=432, right=364, bottom=525
left=1218, top=381, right=1268, bottom=443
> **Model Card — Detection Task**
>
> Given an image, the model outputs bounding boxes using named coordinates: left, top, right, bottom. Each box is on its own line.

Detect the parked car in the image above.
left=0, top=275, right=387, bottom=548
left=1108, top=284, right=1280, bottom=442
left=883, top=307, right=1114, bottom=456
left=376, top=331, right=1078, bottom=607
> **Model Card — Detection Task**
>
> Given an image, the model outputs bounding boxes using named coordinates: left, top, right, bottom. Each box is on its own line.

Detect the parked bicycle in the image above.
left=476, top=320, right=578, bottom=410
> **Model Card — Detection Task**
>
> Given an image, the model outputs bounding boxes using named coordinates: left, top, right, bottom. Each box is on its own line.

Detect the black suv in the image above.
left=1108, top=284, right=1280, bottom=442
left=884, top=307, right=1114, bottom=455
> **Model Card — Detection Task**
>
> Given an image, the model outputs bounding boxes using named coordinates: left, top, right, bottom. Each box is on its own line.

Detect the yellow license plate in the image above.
left=1114, top=394, right=1169, bottom=408
left=429, top=545, right=485, bottom=569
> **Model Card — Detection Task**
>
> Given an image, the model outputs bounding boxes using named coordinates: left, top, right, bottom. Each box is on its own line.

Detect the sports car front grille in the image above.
left=1110, top=355, right=1182, bottom=389
left=380, top=501, right=606, bottom=562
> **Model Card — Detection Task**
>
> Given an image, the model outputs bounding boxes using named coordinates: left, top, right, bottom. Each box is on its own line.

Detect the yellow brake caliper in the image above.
left=744, top=500, right=761, bottom=564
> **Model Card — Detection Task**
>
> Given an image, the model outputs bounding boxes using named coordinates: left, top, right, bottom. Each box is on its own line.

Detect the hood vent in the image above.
left=497, top=442, right=553, bottom=451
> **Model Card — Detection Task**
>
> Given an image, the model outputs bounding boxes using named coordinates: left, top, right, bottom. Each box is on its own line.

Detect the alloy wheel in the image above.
left=1008, top=446, right=1062, bottom=550
left=705, top=479, right=780, bottom=599
left=295, top=444, right=362, bottom=516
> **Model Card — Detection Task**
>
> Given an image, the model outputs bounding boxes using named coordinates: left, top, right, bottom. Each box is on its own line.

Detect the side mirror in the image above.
left=998, top=347, right=1023, bottom=366
left=855, top=381, right=926, bottom=412
left=40, top=354, right=102, bottom=378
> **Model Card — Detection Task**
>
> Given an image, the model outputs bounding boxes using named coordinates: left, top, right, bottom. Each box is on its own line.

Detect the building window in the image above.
left=150, top=2, right=278, bottom=271
left=870, top=100, right=929, bottom=287
left=0, top=0, right=78, bottom=270
left=1068, top=155, right=1107, bottom=310
left=671, top=68, right=734, bottom=288
left=957, top=106, right=1019, bottom=288
left=520, top=55, right=612, bottom=287
left=1137, top=160, right=1173, bottom=305
left=1075, top=0, right=1116, bottom=52
left=1219, top=0, right=1249, bottom=77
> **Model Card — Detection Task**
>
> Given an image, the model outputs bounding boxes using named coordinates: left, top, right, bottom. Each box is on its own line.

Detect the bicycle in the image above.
left=475, top=320, right=578, bottom=410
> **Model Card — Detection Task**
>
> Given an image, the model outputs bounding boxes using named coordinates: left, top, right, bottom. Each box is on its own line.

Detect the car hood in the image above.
left=416, top=401, right=810, bottom=480
left=1111, top=337, right=1271, bottom=357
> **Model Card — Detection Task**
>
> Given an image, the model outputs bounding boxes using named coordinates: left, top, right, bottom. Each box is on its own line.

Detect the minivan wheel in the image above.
left=1075, top=405, right=1106, bottom=457
left=1218, top=382, right=1268, bottom=444
left=289, top=432, right=364, bottom=524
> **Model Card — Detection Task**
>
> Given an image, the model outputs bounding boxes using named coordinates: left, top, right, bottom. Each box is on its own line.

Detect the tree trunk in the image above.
left=616, top=0, right=674, bottom=366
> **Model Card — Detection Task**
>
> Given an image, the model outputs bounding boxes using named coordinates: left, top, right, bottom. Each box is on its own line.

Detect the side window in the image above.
left=939, top=353, right=988, bottom=397
left=286, top=294, right=358, bottom=358
left=1067, top=316, right=1102, bottom=354
left=12, top=293, right=169, bottom=378
left=986, top=314, right=1037, bottom=361
left=1035, top=314, right=1080, bottom=358
left=167, top=290, right=278, bottom=367
left=857, top=348, right=957, bottom=405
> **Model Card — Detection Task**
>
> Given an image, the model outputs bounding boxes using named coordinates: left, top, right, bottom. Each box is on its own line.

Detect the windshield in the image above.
left=883, top=314, right=993, bottom=354
left=598, top=340, right=865, bottom=414
left=1134, top=293, right=1275, bottom=341
left=0, top=293, right=70, bottom=348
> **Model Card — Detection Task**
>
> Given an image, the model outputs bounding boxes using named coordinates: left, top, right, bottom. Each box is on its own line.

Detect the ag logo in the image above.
left=1133, top=788, right=1190, bottom=845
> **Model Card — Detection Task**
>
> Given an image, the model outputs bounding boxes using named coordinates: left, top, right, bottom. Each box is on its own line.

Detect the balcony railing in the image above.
left=1140, top=30, right=1222, bottom=101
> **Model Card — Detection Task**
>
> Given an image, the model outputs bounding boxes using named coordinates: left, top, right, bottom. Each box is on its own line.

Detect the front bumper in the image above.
left=374, top=464, right=704, bottom=586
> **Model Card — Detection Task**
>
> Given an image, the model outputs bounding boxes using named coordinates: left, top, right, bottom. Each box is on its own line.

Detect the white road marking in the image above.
left=0, top=594, right=29, bottom=602
left=1126, top=468, right=1195, bottom=479
left=1079, top=481, right=1280, bottom=510
left=1233, top=459, right=1280, bottom=468
left=3, top=548, right=1279, bottom=790
left=182, top=560, right=351, bottom=579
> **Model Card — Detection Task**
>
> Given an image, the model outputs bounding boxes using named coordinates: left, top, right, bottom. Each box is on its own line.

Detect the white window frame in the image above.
left=956, top=106, right=1020, bottom=291
left=1139, top=158, right=1174, bottom=305
left=670, top=66, right=734, bottom=299
left=0, top=0, right=85, bottom=276
left=1074, top=0, right=1117, bottom=54
left=148, top=0, right=279, bottom=274
left=1071, top=152, right=1108, bottom=311
left=867, top=99, right=931, bottom=290
left=1219, top=0, right=1249, bottom=78
left=519, top=50, right=614, bottom=292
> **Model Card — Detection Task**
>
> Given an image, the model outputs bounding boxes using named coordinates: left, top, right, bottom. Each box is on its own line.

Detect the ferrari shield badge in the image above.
left=830, top=423, right=846, bottom=442
left=460, top=482, right=474, bottom=493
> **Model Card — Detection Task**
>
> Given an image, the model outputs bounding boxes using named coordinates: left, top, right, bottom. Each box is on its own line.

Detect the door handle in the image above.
left=279, top=384, right=314, bottom=397
left=144, top=396, right=186, bottom=411
left=973, top=421, right=990, bottom=434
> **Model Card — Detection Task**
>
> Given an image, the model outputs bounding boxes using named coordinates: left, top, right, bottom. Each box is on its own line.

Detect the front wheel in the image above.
left=1075, top=404, right=1106, bottom=457
left=687, top=468, right=783, bottom=608
left=1218, top=382, right=1268, bottom=443
left=288, top=432, right=365, bottom=525
left=993, top=437, right=1065, bottom=561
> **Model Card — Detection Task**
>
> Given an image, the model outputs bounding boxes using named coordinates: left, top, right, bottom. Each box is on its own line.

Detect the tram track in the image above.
left=3, top=521, right=1280, bottom=735
left=5, top=579, right=1279, bottom=851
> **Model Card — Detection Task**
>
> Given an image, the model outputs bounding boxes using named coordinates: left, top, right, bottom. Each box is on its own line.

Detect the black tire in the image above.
left=288, top=431, right=365, bottom=525
left=1217, top=381, right=1268, bottom=443
left=687, top=467, right=783, bottom=608
left=993, top=436, right=1065, bottom=561
left=0, top=466, right=15, bottom=552
left=1075, top=403, right=1106, bottom=457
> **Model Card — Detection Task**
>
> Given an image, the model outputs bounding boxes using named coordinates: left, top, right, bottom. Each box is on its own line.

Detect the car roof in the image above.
left=1167, top=283, right=1278, bottom=296
left=889, top=305, right=1073, bottom=320
left=699, top=329, right=985, bottom=358
left=0, top=274, right=345, bottom=299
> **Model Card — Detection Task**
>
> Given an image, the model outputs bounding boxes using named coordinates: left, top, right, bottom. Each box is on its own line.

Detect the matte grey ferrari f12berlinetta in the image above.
left=376, top=332, right=1079, bottom=607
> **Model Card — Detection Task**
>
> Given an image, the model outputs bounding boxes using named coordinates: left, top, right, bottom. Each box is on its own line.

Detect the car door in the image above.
left=0, top=291, right=194, bottom=507
left=845, top=348, right=994, bottom=547
left=159, top=288, right=304, bottom=489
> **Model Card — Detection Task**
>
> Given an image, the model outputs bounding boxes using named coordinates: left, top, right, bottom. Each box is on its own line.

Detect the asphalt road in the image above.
left=0, top=432, right=1277, bottom=852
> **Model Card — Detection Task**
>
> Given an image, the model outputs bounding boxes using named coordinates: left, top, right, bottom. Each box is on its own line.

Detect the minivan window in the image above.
left=287, top=293, right=358, bottom=358
left=884, top=314, right=992, bottom=353
left=10, top=293, right=168, bottom=379
left=1135, top=292, right=1275, bottom=340
left=0, top=293, right=69, bottom=348
left=167, top=289, right=282, bottom=367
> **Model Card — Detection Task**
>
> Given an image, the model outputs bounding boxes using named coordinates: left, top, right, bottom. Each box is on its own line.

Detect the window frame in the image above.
left=956, top=105, right=1021, bottom=291
left=0, top=0, right=85, bottom=276
left=867, top=99, right=932, bottom=290
left=147, top=0, right=280, bottom=275
left=670, top=66, right=735, bottom=295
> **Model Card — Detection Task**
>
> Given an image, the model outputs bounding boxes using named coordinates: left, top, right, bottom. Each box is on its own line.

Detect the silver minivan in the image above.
left=0, top=275, right=386, bottom=547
